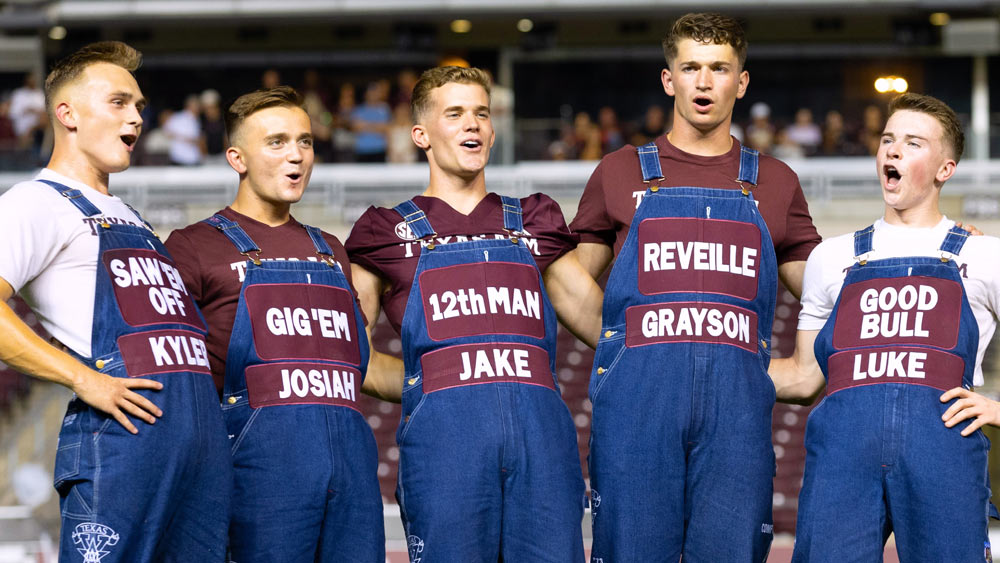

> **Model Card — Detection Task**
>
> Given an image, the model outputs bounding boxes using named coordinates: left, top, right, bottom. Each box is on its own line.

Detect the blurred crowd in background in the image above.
left=0, top=66, right=891, bottom=171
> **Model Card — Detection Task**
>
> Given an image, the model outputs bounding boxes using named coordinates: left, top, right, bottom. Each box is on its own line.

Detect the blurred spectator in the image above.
left=301, top=70, right=334, bottom=161
left=820, top=109, right=857, bottom=156
left=393, top=68, right=419, bottom=109
left=9, top=73, right=46, bottom=163
left=387, top=103, right=417, bottom=164
left=858, top=103, right=884, bottom=156
left=200, top=89, right=226, bottom=164
left=0, top=97, right=16, bottom=149
left=547, top=139, right=570, bottom=160
left=573, top=112, right=603, bottom=161
left=351, top=80, right=391, bottom=163
left=630, top=104, right=668, bottom=146
left=487, top=69, right=515, bottom=165
left=164, top=94, right=203, bottom=165
left=137, top=109, right=174, bottom=165
left=784, top=108, right=822, bottom=155
left=332, top=83, right=357, bottom=162
left=598, top=106, right=625, bottom=154
left=746, top=101, right=775, bottom=153
left=261, top=68, right=281, bottom=89
left=730, top=121, right=744, bottom=143
left=772, top=128, right=806, bottom=161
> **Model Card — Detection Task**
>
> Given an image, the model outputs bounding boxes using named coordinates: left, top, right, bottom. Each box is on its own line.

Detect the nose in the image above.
left=462, top=112, right=480, bottom=131
left=885, top=139, right=901, bottom=159
left=128, top=104, right=143, bottom=128
left=695, top=67, right=712, bottom=89
left=287, top=144, right=304, bottom=163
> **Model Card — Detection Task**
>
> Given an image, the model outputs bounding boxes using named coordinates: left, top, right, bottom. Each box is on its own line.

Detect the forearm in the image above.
left=0, top=299, right=87, bottom=389
left=575, top=242, right=613, bottom=281
left=778, top=260, right=807, bottom=301
left=544, top=250, right=604, bottom=349
left=362, top=348, right=403, bottom=403
left=769, top=357, right=824, bottom=405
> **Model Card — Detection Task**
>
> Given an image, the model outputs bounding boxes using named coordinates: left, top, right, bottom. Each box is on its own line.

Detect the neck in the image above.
left=883, top=201, right=943, bottom=229
left=666, top=115, right=734, bottom=156
left=46, top=145, right=111, bottom=195
left=230, top=185, right=292, bottom=227
left=422, top=166, right=488, bottom=215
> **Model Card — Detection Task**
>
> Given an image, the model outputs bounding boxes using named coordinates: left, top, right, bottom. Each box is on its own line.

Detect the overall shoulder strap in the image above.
left=393, top=200, right=436, bottom=239
left=202, top=214, right=261, bottom=257
left=853, top=224, right=876, bottom=264
left=499, top=195, right=524, bottom=234
left=636, top=142, right=664, bottom=182
left=38, top=179, right=102, bottom=217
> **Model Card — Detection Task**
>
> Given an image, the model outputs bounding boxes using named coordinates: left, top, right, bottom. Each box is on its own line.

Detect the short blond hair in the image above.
left=888, top=93, right=965, bottom=162
left=410, top=66, right=491, bottom=123
left=44, top=41, right=142, bottom=116
left=225, top=86, right=304, bottom=141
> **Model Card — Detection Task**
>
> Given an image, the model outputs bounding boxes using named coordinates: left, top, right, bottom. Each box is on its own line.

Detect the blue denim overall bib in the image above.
left=208, top=215, right=383, bottom=563
left=45, top=180, right=231, bottom=562
left=392, top=196, right=585, bottom=562
left=588, top=143, right=778, bottom=562
left=793, top=225, right=993, bottom=563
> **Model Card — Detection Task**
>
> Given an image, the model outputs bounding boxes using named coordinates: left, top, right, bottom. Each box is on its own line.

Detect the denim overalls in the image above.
left=588, top=143, right=778, bottom=562
left=793, top=225, right=993, bottom=563
left=393, top=196, right=585, bottom=562
left=208, top=215, right=384, bottom=563
left=45, top=180, right=231, bottom=562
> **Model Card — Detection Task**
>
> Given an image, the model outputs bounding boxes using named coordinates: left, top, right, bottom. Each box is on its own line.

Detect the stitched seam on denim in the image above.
left=231, top=407, right=261, bottom=454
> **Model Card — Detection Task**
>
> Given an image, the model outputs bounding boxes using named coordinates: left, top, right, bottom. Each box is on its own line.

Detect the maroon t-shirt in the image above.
left=345, top=192, right=578, bottom=334
left=164, top=207, right=354, bottom=394
left=570, top=135, right=820, bottom=265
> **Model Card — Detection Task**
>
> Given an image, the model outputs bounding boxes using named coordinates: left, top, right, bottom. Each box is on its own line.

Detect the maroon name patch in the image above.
left=625, top=302, right=758, bottom=352
left=117, top=329, right=212, bottom=378
left=103, top=249, right=205, bottom=331
left=245, top=362, right=360, bottom=409
left=419, top=262, right=545, bottom=341
left=636, top=217, right=761, bottom=299
left=245, top=284, right=360, bottom=364
left=420, top=343, right=555, bottom=393
left=832, top=276, right=963, bottom=350
left=827, top=346, right=964, bottom=394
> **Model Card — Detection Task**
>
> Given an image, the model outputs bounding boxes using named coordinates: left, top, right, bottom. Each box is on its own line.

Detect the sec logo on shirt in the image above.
left=395, top=221, right=416, bottom=241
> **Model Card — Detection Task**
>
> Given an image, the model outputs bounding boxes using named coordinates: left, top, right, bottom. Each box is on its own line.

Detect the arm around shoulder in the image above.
left=352, top=263, right=402, bottom=403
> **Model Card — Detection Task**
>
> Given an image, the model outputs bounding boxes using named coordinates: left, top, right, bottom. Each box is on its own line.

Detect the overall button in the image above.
left=407, top=378, right=417, bottom=385
left=227, top=397, right=237, bottom=405
left=95, top=359, right=105, bottom=369
left=596, top=367, right=605, bottom=375
left=604, top=330, right=613, bottom=338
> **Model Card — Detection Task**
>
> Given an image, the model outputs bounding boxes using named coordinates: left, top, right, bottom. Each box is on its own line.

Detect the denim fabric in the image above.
left=214, top=218, right=383, bottom=563
left=589, top=166, right=779, bottom=560
left=793, top=226, right=992, bottom=563
left=394, top=197, right=585, bottom=562
left=47, top=183, right=231, bottom=563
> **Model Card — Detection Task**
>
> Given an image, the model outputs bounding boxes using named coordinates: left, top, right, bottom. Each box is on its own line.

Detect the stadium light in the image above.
left=875, top=76, right=908, bottom=94
left=517, top=18, right=534, bottom=33
left=930, top=12, right=950, bottom=26
left=48, top=26, right=67, bottom=40
left=450, top=19, right=472, bottom=34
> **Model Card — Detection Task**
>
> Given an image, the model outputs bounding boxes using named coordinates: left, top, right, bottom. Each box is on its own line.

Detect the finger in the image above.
left=941, top=399, right=971, bottom=421
left=111, top=408, right=139, bottom=434
left=119, top=394, right=158, bottom=424
left=124, top=390, right=162, bottom=419
left=940, top=387, right=967, bottom=403
left=943, top=405, right=975, bottom=427
left=123, top=378, right=163, bottom=391
left=961, top=416, right=988, bottom=437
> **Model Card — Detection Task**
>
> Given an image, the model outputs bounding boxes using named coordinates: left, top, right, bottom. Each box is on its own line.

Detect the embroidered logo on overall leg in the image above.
left=72, top=522, right=119, bottom=562
left=590, top=489, right=601, bottom=521
left=407, top=534, right=424, bottom=563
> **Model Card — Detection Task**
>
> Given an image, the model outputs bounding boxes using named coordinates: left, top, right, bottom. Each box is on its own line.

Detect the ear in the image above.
left=54, top=101, right=76, bottom=131
left=936, top=158, right=957, bottom=184
left=412, top=123, right=430, bottom=150
left=661, top=68, right=674, bottom=97
left=226, top=146, right=247, bottom=174
left=736, top=70, right=749, bottom=100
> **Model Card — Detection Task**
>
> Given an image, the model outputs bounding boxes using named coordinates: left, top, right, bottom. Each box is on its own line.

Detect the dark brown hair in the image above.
left=44, top=41, right=142, bottom=114
left=888, top=93, right=965, bottom=162
left=410, top=66, right=491, bottom=123
left=662, top=13, right=748, bottom=69
left=225, top=86, right=303, bottom=140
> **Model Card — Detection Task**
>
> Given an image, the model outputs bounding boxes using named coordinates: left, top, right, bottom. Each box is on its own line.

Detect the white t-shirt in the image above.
left=163, top=110, right=202, bottom=165
left=8, top=86, right=45, bottom=138
left=799, top=217, right=1000, bottom=386
left=0, top=169, right=149, bottom=357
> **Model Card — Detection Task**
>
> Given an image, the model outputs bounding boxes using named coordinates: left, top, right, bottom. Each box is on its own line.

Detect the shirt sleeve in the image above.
left=344, top=207, right=390, bottom=280
left=776, top=175, right=822, bottom=265
left=0, top=185, right=65, bottom=293
left=523, top=193, right=580, bottom=272
left=796, top=241, right=837, bottom=331
left=163, top=228, right=204, bottom=305
left=569, top=158, right=617, bottom=247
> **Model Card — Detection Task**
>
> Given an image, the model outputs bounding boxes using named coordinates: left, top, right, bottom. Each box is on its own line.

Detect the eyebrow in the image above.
left=444, top=105, right=490, bottom=113
left=881, top=132, right=929, bottom=142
